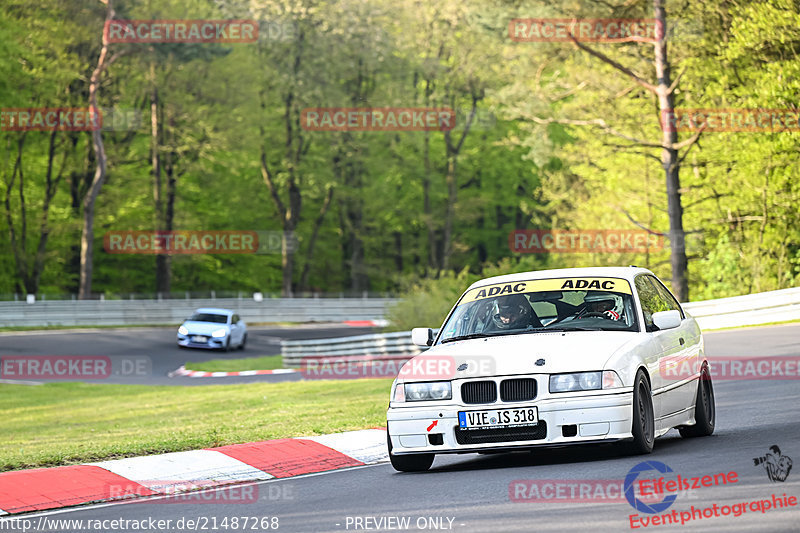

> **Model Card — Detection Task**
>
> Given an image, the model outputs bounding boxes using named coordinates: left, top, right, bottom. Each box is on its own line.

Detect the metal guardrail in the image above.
left=281, top=331, right=427, bottom=367
left=683, top=286, right=800, bottom=330
left=280, top=287, right=800, bottom=367
left=0, top=297, right=398, bottom=327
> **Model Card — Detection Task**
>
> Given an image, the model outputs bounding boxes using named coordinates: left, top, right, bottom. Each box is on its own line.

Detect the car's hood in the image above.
left=181, top=321, right=229, bottom=335
left=399, top=331, right=641, bottom=381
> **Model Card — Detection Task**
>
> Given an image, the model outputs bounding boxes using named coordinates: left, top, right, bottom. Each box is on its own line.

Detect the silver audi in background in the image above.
left=177, top=308, right=247, bottom=351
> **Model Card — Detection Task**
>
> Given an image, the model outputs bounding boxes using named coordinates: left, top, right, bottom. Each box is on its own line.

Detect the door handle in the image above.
left=679, top=338, right=685, bottom=345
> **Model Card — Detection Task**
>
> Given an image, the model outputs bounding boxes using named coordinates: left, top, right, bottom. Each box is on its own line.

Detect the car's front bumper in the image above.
left=387, top=389, right=633, bottom=455
left=177, top=333, right=227, bottom=349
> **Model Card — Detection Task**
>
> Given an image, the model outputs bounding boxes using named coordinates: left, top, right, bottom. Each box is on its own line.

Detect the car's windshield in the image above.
left=438, top=277, right=638, bottom=343
left=188, top=313, right=228, bottom=324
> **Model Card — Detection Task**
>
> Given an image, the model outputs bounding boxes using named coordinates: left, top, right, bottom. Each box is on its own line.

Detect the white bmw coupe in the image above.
left=387, top=267, right=715, bottom=472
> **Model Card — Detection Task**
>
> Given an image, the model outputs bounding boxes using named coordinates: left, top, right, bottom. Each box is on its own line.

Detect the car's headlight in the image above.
left=404, top=381, right=452, bottom=401
left=211, top=328, right=227, bottom=338
left=549, top=371, right=622, bottom=393
left=178, top=326, right=188, bottom=335
left=549, top=371, right=624, bottom=392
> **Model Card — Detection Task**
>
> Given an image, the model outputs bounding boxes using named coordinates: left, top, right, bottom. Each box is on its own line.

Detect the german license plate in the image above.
left=458, top=407, right=538, bottom=429
left=192, top=336, right=208, bottom=342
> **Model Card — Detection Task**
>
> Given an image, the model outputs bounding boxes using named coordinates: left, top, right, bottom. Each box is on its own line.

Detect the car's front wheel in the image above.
left=679, top=364, right=715, bottom=438
left=239, top=334, right=247, bottom=350
left=388, top=433, right=434, bottom=472
left=625, top=370, right=654, bottom=455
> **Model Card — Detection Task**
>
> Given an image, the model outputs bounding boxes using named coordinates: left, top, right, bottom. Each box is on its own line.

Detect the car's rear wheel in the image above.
left=387, top=433, right=434, bottom=472
left=679, top=364, right=715, bottom=438
left=625, top=370, right=654, bottom=455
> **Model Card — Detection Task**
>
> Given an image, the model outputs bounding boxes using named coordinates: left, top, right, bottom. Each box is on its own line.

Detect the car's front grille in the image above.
left=454, top=421, right=548, bottom=445
left=500, top=378, right=537, bottom=402
left=461, top=381, right=497, bottom=404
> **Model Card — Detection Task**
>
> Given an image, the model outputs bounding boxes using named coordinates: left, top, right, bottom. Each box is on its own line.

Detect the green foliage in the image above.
left=0, top=0, right=798, bottom=301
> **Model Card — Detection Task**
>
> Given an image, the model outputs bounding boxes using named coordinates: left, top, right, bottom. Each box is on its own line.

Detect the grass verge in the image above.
left=184, top=355, right=286, bottom=372
left=0, top=379, right=390, bottom=472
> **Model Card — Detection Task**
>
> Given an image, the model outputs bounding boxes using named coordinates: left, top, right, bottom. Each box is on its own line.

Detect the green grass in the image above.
left=184, top=355, right=286, bottom=372
left=0, top=379, right=391, bottom=471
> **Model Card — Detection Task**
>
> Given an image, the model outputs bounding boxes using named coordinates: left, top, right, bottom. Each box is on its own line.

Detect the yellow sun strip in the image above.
left=458, top=277, right=632, bottom=305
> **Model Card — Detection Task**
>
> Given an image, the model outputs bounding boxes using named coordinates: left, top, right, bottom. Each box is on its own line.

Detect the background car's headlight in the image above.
left=211, top=328, right=227, bottom=338
left=178, top=326, right=188, bottom=335
left=404, top=381, right=452, bottom=401
left=549, top=371, right=623, bottom=392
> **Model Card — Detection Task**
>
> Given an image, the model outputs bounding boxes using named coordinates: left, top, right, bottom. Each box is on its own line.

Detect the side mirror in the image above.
left=652, top=310, right=681, bottom=330
left=411, top=328, right=434, bottom=347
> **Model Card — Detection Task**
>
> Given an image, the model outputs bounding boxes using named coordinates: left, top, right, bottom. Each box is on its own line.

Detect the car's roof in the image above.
left=192, top=308, right=235, bottom=315
left=466, top=266, right=654, bottom=290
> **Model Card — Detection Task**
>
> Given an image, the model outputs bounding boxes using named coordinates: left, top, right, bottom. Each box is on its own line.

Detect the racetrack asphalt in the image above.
left=6, top=324, right=800, bottom=532
left=0, top=325, right=376, bottom=385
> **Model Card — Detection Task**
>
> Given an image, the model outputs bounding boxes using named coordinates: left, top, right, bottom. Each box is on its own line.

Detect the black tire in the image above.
left=223, top=339, right=231, bottom=352
left=388, top=433, right=434, bottom=472
left=625, top=370, right=655, bottom=455
left=679, top=364, right=715, bottom=438
left=239, top=334, right=247, bottom=350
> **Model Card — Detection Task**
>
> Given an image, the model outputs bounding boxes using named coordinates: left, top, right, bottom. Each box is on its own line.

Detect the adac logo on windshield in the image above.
left=561, top=279, right=616, bottom=290
left=624, top=461, right=677, bottom=514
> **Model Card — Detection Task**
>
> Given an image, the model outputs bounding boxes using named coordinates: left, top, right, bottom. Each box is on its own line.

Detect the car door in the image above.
left=230, top=314, right=242, bottom=344
left=634, top=275, right=679, bottom=429
left=650, top=277, right=700, bottom=416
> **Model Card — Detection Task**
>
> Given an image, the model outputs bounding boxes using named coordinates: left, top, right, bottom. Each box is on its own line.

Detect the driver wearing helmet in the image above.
left=491, top=294, right=535, bottom=330
left=581, top=292, right=623, bottom=320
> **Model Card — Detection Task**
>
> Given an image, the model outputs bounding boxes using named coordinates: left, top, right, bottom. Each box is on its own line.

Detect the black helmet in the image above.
left=492, top=294, right=532, bottom=329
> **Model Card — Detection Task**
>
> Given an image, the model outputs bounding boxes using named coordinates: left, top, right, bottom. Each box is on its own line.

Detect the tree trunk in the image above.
left=440, top=98, right=479, bottom=272
left=653, top=0, right=688, bottom=301
left=79, top=0, right=115, bottom=299
left=299, top=186, right=333, bottom=291
left=150, top=66, right=170, bottom=294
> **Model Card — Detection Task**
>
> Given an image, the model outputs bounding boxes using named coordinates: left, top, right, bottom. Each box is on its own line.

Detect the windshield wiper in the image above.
left=441, top=333, right=495, bottom=343
left=525, top=326, right=603, bottom=332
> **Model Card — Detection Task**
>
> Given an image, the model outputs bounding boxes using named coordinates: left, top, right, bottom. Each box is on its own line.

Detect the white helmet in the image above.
left=583, top=292, right=624, bottom=320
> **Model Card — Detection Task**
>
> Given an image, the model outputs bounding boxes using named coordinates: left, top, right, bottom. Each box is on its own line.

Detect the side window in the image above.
left=635, top=275, right=664, bottom=330
left=649, top=277, right=685, bottom=319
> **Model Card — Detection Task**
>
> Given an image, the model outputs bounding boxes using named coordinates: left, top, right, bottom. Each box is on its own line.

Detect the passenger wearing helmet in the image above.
left=491, top=294, right=539, bottom=330
left=581, top=292, right=623, bottom=321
